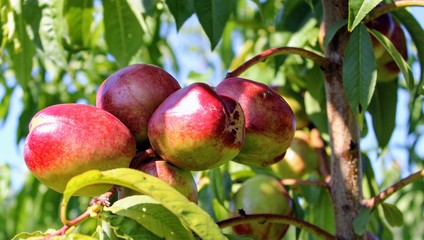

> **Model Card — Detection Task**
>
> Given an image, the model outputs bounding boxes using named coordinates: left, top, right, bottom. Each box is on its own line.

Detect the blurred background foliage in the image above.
left=0, top=0, right=423, bottom=239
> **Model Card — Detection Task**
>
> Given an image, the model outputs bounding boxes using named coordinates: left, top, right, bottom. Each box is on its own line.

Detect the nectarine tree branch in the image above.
left=225, top=47, right=331, bottom=78
left=281, top=178, right=329, bottom=189
left=216, top=214, right=335, bottom=240
left=362, top=169, right=424, bottom=208
left=322, top=1, right=363, bottom=239
left=366, top=1, right=424, bottom=22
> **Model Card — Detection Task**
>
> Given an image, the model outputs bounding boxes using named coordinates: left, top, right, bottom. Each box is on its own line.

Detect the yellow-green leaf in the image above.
left=61, top=168, right=226, bottom=240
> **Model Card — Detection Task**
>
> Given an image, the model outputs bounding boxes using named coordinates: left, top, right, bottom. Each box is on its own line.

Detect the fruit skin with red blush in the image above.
left=216, top=77, right=296, bottom=167
left=148, top=82, right=245, bottom=171
left=96, top=64, right=181, bottom=148
left=229, top=175, right=293, bottom=240
left=23, top=103, right=136, bottom=196
left=119, top=160, right=198, bottom=203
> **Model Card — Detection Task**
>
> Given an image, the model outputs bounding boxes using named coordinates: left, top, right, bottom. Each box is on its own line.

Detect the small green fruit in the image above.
left=230, top=175, right=292, bottom=240
left=271, top=131, right=319, bottom=179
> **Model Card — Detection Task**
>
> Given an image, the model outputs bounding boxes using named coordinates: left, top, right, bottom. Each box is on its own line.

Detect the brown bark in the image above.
left=322, top=1, right=363, bottom=239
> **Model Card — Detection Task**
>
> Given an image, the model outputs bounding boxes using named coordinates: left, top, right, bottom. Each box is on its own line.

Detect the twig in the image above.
left=51, top=186, right=119, bottom=238
left=366, top=1, right=424, bottom=22
left=216, top=213, right=335, bottom=240
left=226, top=47, right=331, bottom=78
left=362, top=169, right=424, bottom=208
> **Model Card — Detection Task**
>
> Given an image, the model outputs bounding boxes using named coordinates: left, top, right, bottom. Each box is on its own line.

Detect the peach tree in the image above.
left=0, top=0, right=424, bottom=239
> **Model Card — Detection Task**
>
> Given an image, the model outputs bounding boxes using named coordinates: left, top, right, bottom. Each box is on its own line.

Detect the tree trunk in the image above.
left=322, top=1, right=363, bottom=239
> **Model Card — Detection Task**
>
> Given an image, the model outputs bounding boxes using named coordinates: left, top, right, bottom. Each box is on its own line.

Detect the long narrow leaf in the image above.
left=102, top=0, right=144, bottom=67
left=369, top=29, right=414, bottom=92
left=194, top=0, right=235, bottom=49
left=343, top=23, right=377, bottom=129
left=61, top=168, right=226, bottom=240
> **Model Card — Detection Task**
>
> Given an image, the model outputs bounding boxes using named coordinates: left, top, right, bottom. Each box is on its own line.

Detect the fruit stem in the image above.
left=54, top=186, right=119, bottom=238
left=225, top=47, right=331, bottom=78
left=361, top=169, right=424, bottom=208
left=130, top=147, right=157, bottom=169
left=366, top=1, right=424, bottom=22
left=216, top=213, right=335, bottom=240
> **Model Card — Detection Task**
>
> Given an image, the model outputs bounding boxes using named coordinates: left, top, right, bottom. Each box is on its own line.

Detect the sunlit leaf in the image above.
left=39, top=0, right=67, bottom=68
left=61, top=169, right=226, bottom=240
left=106, top=195, right=195, bottom=240
left=64, top=0, right=94, bottom=50
left=7, top=10, right=35, bottom=86
left=368, top=81, right=397, bottom=148
left=381, top=203, right=404, bottom=227
left=194, top=0, right=235, bottom=49
left=102, top=0, right=144, bottom=67
left=353, top=207, right=371, bottom=235
left=165, top=0, right=195, bottom=30
left=347, top=0, right=380, bottom=31
left=343, top=23, right=377, bottom=129
left=369, top=29, right=414, bottom=92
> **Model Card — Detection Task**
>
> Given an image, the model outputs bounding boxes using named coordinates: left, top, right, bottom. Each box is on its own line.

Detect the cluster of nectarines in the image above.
left=23, top=64, right=296, bottom=200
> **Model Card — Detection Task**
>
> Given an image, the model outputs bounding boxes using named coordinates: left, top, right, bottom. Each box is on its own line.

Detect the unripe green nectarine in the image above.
left=230, top=175, right=292, bottom=240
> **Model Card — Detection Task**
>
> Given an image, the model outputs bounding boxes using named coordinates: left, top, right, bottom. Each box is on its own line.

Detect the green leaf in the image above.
left=106, top=195, right=195, bottom=240
left=7, top=10, right=35, bottom=86
left=304, top=66, right=329, bottom=142
left=165, top=0, right=194, bottom=30
left=102, top=0, right=144, bottom=67
left=0, top=86, right=13, bottom=123
left=209, top=168, right=231, bottom=205
left=194, top=0, right=235, bottom=49
left=323, top=19, right=347, bottom=47
left=105, top=214, right=162, bottom=239
left=343, top=23, right=377, bottom=129
left=348, top=0, right=380, bottom=31
left=369, top=29, right=415, bottom=92
left=353, top=207, right=371, bottom=235
left=303, top=188, right=335, bottom=235
left=368, top=81, right=397, bottom=148
left=61, top=169, right=226, bottom=240
left=39, top=0, right=67, bottom=68
left=381, top=203, right=404, bottom=227
left=12, top=230, right=53, bottom=239
left=64, top=0, right=94, bottom=50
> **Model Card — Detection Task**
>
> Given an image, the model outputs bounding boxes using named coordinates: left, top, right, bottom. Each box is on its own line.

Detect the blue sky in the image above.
left=1, top=6, right=423, bottom=192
